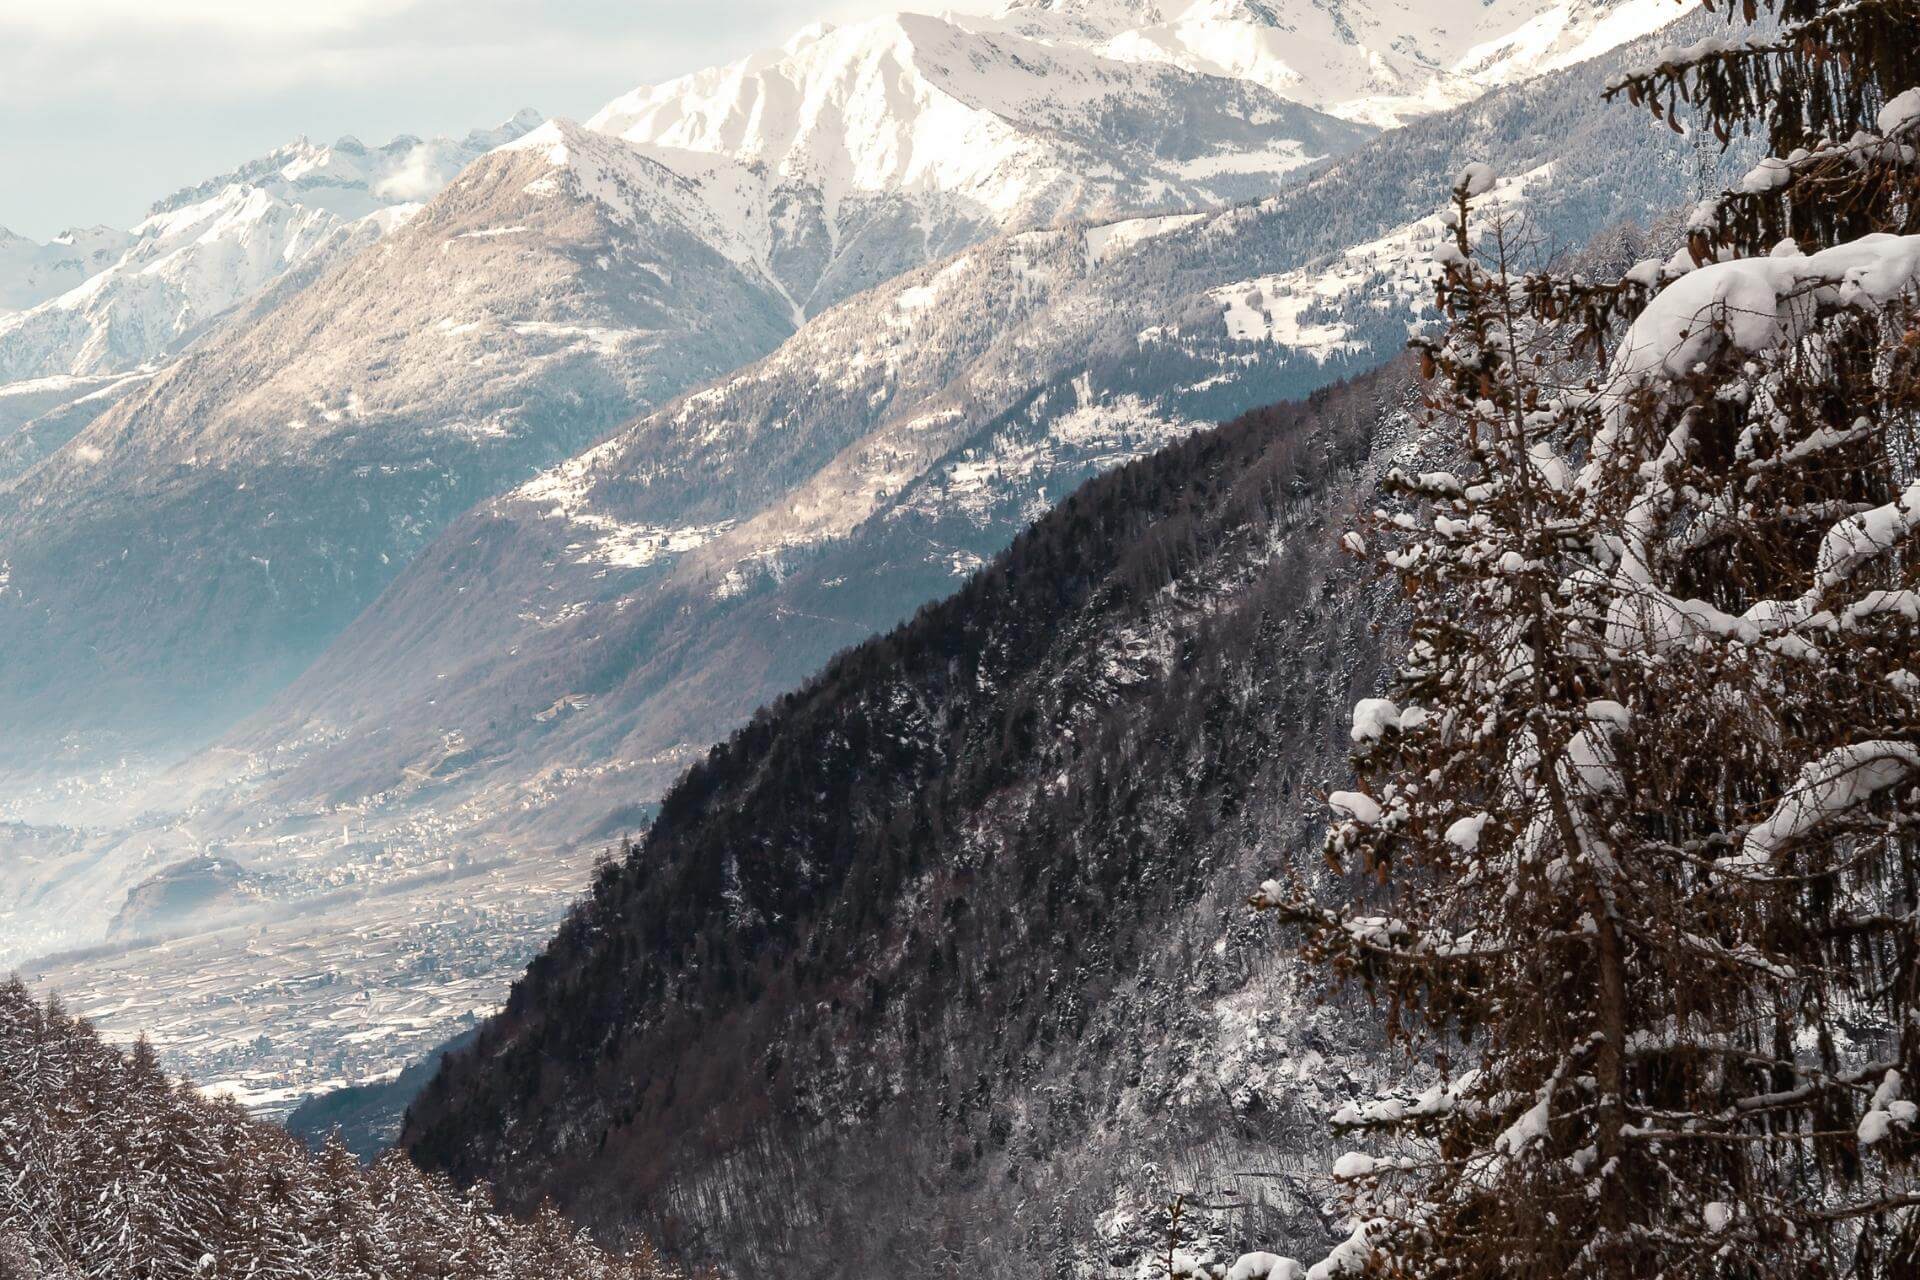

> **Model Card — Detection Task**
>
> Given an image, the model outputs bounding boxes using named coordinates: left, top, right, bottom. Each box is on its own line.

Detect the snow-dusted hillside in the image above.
left=589, top=11, right=1372, bottom=315
left=0, top=112, right=543, bottom=384
left=991, top=0, right=1697, bottom=127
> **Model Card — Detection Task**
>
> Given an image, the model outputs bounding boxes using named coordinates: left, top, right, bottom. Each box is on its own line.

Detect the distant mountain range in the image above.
left=224, top=4, right=1725, bottom=908
left=5, top=0, right=1709, bottom=1106
left=0, top=8, right=1385, bottom=767
left=0, top=114, right=545, bottom=385
left=0, top=225, right=130, bottom=315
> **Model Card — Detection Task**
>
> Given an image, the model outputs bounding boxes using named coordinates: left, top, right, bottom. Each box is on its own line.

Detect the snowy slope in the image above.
left=588, top=11, right=1372, bottom=313
left=576, top=0, right=1691, bottom=312
left=992, top=0, right=1697, bottom=127
left=0, top=112, right=543, bottom=383
left=0, top=225, right=132, bottom=316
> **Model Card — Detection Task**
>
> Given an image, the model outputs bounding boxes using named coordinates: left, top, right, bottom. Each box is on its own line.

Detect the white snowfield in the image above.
left=1201, top=163, right=1555, bottom=357
left=0, top=224, right=131, bottom=315
left=582, top=7, right=1369, bottom=319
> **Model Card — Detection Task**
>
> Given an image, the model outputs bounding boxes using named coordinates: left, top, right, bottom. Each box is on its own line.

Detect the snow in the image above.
left=1084, top=213, right=1204, bottom=265
left=1228, top=1253, right=1305, bottom=1280
left=1445, top=812, right=1489, bottom=852
left=997, top=0, right=1691, bottom=129
left=0, top=112, right=543, bottom=383
left=1350, top=698, right=1403, bottom=742
left=1858, top=1070, right=1914, bottom=1147
left=572, top=0, right=1687, bottom=298
left=1305, top=1221, right=1375, bottom=1280
left=1331, top=1151, right=1376, bottom=1179
left=1203, top=163, right=1553, bottom=358
left=1703, top=1202, right=1734, bottom=1233
left=894, top=255, right=975, bottom=311
left=1730, top=742, right=1920, bottom=869
left=1817, top=478, right=1920, bottom=590
left=1494, top=1091, right=1552, bottom=1156
left=515, top=440, right=736, bottom=571
left=1739, top=155, right=1793, bottom=194
left=586, top=10, right=1286, bottom=235
left=1879, top=87, right=1920, bottom=136
left=1328, top=791, right=1383, bottom=825
left=1611, top=235, right=1920, bottom=388
left=1457, top=162, right=1497, bottom=197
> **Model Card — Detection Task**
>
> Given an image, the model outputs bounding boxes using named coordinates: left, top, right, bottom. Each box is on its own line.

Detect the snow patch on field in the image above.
left=1085, top=214, right=1203, bottom=266
left=1198, top=163, right=1555, bottom=358
left=516, top=438, right=731, bottom=569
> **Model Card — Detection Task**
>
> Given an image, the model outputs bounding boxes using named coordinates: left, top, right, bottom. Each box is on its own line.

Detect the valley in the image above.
left=23, top=2, right=1907, bottom=1278
left=0, top=0, right=1716, bottom=1121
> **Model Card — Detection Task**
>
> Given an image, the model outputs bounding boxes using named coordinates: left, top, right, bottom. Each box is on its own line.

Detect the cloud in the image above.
left=5, top=0, right=395, bottom=38
left=370, top=144, right=448, bottom=201
left=0, top=0, right=979, bottom=237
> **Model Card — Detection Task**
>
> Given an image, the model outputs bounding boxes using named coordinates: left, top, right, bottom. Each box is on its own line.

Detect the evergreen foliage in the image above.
left=402, top=366, right=1402, bottom=1273
left=1260, top=1, right=1920, bottom=1274
left=0, top=978, right=684, bottom=1279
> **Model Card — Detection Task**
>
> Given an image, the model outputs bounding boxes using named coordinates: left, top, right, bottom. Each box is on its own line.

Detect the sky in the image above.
left=0, top=0, right=990, bottom=240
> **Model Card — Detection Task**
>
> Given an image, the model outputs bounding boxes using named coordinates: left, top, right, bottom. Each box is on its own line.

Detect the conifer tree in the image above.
left=1254, top=1, right=1920, bottom=1274
left=0, top=977, right=694, bottom=1279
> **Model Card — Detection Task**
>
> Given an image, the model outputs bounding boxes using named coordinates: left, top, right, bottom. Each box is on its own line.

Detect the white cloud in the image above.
left=6, top=0, right=398, bottom=37
left=0, top=0, right=986, bottom=237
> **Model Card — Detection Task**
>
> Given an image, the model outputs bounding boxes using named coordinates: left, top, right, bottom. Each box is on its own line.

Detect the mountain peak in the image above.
left=784, top=19, right=837, bottom=50
left=999, top=0, right=1169, bottom=16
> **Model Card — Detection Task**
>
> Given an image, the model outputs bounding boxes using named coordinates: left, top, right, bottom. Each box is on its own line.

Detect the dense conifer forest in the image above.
left=0, top=980, right=684, bottom=1279
left=403, top=360, right=1412, bottom=1274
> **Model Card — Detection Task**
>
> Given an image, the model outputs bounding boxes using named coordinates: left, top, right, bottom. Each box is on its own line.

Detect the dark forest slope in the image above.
left=404, top=358, right=1420, bottom=1278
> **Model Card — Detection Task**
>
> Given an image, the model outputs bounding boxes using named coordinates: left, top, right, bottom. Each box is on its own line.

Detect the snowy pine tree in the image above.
left=0, top=977, right=691, bottom=1279
left=1253, top=0, right=1920, bottom=1274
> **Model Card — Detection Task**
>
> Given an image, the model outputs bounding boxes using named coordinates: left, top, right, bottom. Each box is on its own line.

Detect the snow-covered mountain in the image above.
left=0, top=118, right=795, bottom=766
left=0, top=112, right=543, bottom=384
left=587, top=10, right=1372, bottom=316
left=0, top=10, right=1388, bottom=772
left=197, top=11, right=1731, bottom=927
left=0, top=225, right=132, bottom=316
left=989, top=0, right=1698, bottom=126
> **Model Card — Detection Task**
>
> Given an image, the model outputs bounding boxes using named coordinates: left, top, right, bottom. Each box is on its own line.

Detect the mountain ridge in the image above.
left=0, top=112, right=544, bottom=386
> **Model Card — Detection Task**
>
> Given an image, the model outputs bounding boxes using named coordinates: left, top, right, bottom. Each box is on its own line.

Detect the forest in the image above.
left=0, top=979, right=685, bottom=1278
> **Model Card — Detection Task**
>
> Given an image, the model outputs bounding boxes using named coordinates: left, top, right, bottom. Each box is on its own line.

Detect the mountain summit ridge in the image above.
left=0, top=112, right=547, bottom=385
